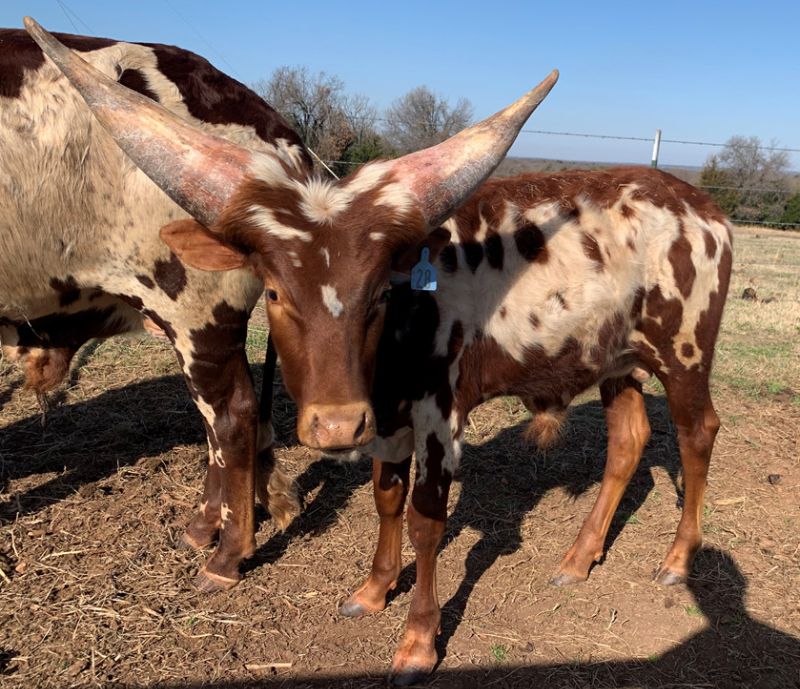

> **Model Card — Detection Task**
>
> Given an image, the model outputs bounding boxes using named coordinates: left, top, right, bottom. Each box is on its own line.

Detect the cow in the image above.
left=1, top=18, right=557, bottom=591
left=322, top=167, right=733, bottom=683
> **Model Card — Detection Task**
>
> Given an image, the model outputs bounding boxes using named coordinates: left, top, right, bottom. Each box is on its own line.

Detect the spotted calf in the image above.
left=331, top=167, right=732, bottom=683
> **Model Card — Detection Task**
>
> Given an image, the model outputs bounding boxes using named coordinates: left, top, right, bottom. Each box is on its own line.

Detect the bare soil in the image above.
left=1, top=228, right=798, bottom=688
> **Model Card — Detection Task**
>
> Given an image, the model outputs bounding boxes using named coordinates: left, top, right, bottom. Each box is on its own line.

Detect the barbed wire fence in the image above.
left=320, top=127, right=800, bottom=229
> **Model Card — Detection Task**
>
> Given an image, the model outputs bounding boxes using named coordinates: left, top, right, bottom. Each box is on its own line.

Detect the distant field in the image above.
left=495, top=156, right=800, bottom=193
left=0, top=226, right=798, bottom=688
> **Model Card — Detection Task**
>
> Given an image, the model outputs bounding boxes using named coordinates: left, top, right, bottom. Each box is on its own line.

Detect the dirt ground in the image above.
left=1, top=227, right=799, bottom=688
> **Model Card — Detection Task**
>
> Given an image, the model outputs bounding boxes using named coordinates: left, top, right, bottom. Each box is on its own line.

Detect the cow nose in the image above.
left=298, top=402, right=376, bottom=449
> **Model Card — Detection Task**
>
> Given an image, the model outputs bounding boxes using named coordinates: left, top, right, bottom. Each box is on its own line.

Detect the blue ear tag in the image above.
left=410, top=247, right=437, bottom=291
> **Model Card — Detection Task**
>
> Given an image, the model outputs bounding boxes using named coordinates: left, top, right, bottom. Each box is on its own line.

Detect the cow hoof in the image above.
left=194, top=568, right=240, bottom=592
left=388, top=667, right=431, bottom=686
left=339, top=593, right=384, bottom=618
left=339, top=599, right=368, bottom=618
left=179, top=532, right=213, bottom=551
left=549, top=571, right=586, bottom=587
left=653, top=568, right=686, bottom=586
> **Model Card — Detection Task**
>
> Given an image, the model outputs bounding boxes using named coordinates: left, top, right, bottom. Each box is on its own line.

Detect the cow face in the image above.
left=25, top=16, right=556, bottom=450
left=162, top=162, right=430, bottom=448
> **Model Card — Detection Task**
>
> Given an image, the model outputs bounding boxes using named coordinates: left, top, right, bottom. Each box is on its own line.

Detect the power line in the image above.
left=55, top=0, right=93, bottom=33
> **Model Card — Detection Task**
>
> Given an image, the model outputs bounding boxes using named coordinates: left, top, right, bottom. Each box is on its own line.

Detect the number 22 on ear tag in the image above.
left=410, top=247, right=437, bottom=291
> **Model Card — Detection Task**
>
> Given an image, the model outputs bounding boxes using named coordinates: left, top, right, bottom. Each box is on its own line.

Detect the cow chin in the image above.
left=319, top=448, right=367, bottom=463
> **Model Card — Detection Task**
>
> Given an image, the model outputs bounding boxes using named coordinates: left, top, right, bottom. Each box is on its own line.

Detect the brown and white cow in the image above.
left=1, top=18, right=556, bottom=589
left=325, top=167, right=732, bottom=682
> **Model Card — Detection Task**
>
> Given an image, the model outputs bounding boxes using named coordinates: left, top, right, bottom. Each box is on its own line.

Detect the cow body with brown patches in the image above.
left=334, top=166, right=732, bottom=683
left=3, top=20, right=557, bottom=591
left=0, top=26, right=314, bottom=588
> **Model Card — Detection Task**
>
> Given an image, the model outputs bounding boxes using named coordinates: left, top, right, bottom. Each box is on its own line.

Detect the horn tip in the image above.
left=23, top=16, right=44, bottom=39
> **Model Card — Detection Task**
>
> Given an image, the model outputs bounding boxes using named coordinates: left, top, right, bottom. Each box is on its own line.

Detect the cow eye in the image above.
left=379, top=288, right=391, bottom=304
left=266, top=289, right=279, bottom=303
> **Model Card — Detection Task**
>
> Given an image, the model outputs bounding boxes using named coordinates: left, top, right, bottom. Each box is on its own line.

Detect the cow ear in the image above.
left=159, top=219, right=248, bottom=271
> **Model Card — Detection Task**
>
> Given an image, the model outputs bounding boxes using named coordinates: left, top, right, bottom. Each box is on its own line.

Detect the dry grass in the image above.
left=0, top=227, right=798, bottom=688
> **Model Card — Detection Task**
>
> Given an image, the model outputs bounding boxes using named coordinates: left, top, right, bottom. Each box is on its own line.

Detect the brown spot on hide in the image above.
left=529, top=312, right=540, bottom=328
left=590, top=312, right=626, bottom=366
left=151, top=45, right=311, bottom=172
left=581, top=232, right=604, bottom=270
left=635, top=285, right=685, bottom=374
left=49, top=276, right=81, bottom=307
left=694, top=243, right=732, bottom=370
left=630, top=286, right=646, bottom=326
left=153, top=253, right=187, bottom=301
left=620, top=204, right=636, bottom=219
left=439, top=245, right=458, bottom=274
left=669, top=226, right=696, bottom=298
left=552, top=292, right=568, bottom=310
left=119, top=68, right=159, bottom=102
left=462, top=242, right=483, bottom=273
left=484, top=233, right=504, bottom=270
left=703, top=229, right=718, bottom=259
left=514, top=224, right=547, bottom=263
left=136, top=274, right=156, bottom=289
left=681, top=342, right=695, bottom=358
left=187, top=302, right=250, bottom=413
left=499, top=306, right=507, bottom=319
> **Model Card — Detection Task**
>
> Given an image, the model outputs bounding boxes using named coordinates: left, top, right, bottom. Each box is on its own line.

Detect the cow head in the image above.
left=25, top=17, right=557, bottom=450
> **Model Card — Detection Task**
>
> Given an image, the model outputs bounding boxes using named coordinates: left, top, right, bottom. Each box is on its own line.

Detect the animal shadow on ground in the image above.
left=0, top=362, right=369, bottom=558
left=142, top=547, right=800, bottom=688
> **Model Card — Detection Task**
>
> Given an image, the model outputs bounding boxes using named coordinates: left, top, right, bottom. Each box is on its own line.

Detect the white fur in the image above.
left=321, top=284, right=344, bottom=318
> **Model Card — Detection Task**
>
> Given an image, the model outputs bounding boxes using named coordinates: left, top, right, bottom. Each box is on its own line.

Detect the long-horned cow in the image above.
left=321, top=167, right=732, bottom=682
left=1, top=19, right=557, bottom=589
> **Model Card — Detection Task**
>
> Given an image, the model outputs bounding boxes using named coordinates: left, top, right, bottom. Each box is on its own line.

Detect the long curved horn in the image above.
left=390, top=70, right=558, bottom=228
left=24, top=16, right=254, bottom=228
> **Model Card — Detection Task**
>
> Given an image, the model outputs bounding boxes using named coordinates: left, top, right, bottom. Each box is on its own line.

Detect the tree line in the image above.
left=699, top=136, right=800, bottom=227
left=252, top=66, right=472, bottom=177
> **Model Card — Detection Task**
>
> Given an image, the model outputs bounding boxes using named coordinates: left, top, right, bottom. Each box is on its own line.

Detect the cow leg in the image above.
left=168, top=323, right=259, bottom=591
left=255, top=334, right=300, bottom=531
left=654, top=375, right=720, bottom=584
left=340, top=456, right=412, bottom=617
left=552, top=376, right=651, bottom=586
left=182, top=421, right=226, bottom=550
left=390, top=457, right=452, bottom=685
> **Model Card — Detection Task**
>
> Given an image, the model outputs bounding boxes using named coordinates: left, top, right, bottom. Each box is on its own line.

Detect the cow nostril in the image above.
left=353, top=412, right=367, bottom=442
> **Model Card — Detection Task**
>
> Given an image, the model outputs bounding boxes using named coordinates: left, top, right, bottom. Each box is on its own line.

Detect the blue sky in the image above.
left=3, top=1, right=798, bottom=168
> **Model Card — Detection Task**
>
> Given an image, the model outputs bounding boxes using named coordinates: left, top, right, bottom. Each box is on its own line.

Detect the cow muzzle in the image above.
left=297, top=402, right=376, bottom=450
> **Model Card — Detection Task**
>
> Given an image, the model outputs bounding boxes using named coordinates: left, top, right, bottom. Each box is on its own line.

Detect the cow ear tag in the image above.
left=410, top=247, right=437, bottom=291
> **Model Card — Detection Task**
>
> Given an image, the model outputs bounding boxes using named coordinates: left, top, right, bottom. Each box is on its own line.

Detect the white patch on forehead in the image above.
left=249, top=204, right=312, bottom=242
left=320, top=247, right=331, bottom=267
left=296, top=177, right=352, bottom=224
left=321, top=284, right=344, bottom=318
left=288, top=250, right=302, bottom=268
left=369, top=232, right=385, bottom=241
